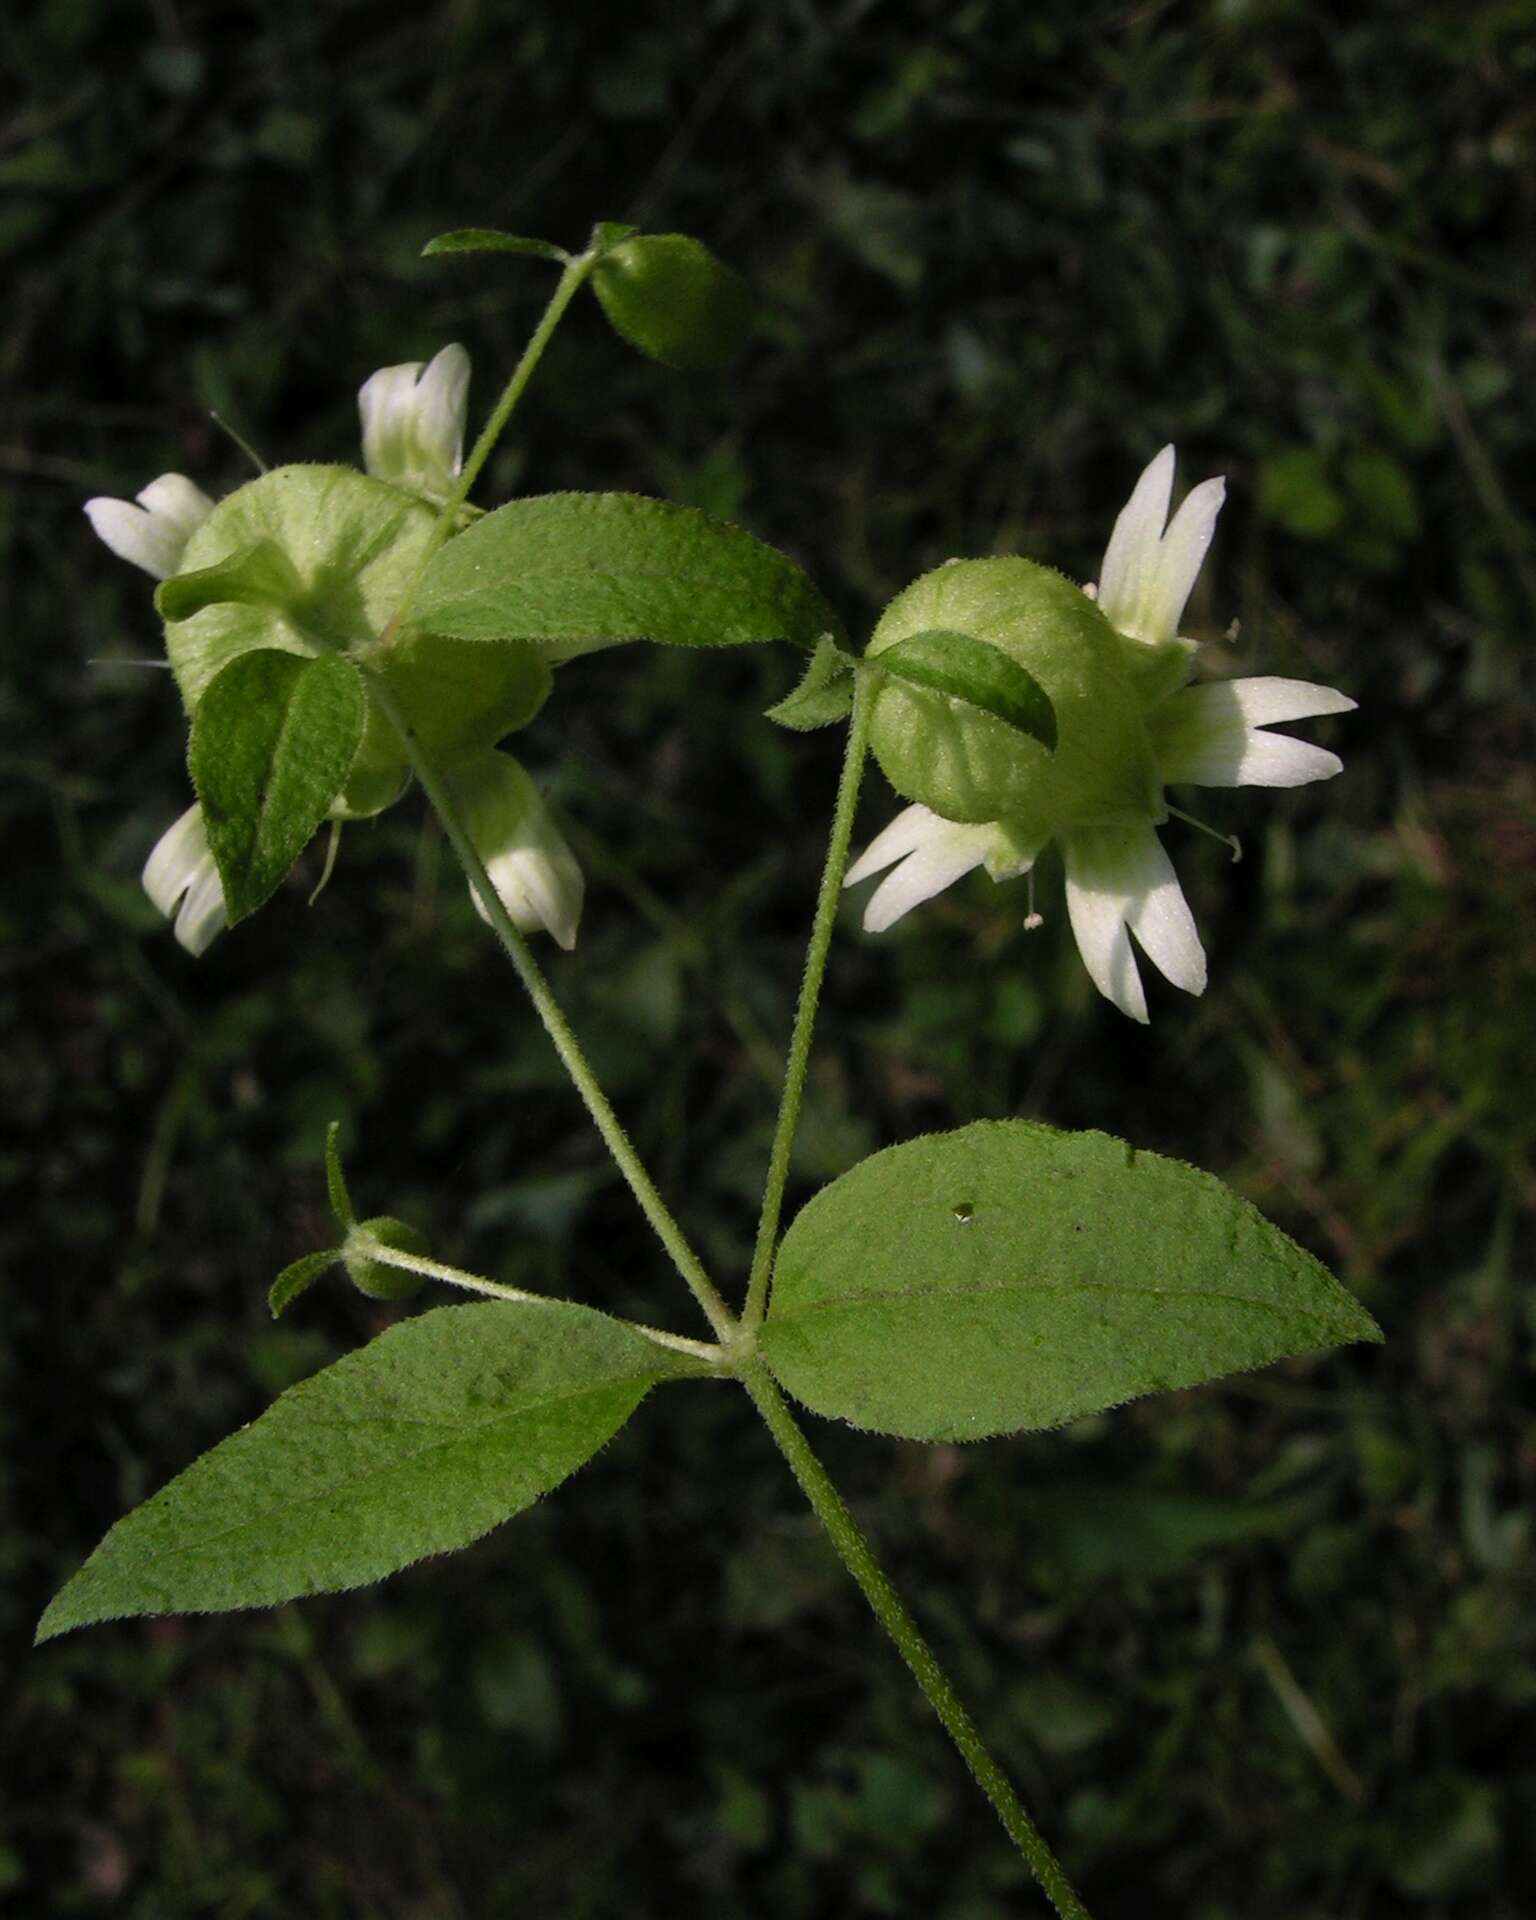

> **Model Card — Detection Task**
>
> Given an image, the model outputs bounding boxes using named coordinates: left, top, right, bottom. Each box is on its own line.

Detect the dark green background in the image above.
left=5, top=3, right=1533, bottom=1915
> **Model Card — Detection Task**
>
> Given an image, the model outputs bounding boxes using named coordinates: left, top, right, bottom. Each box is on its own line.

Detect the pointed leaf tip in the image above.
left=36, top=1301, right=694, bottom=1641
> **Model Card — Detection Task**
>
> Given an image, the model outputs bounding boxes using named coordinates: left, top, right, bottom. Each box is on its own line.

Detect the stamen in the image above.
left=1168, top=803, right=1241, bottom=862
left=1023, top=870, right=1044, bottom=931
left=210, top=411, right=269, bottom=475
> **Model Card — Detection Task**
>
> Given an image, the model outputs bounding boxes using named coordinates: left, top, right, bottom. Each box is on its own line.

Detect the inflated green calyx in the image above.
left=867, top=558, right=1161, bottom=839
left=162, top=466, right=551, bottom=817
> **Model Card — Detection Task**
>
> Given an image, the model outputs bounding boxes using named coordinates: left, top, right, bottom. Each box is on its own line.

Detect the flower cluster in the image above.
left=86, top=347, right=583, bottom=956
left=846, top=447, right=1353, bottom=1021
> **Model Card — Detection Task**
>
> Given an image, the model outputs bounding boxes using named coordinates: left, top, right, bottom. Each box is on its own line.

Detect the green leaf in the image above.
left=155, top=538, right=304, bottom=623
left=765, top=637, right=858, bottom=731
left=592, top=233, right=753, bottom=370
left=415, top=492, right=845, bottom=658
left=874, top=629, right=1057, bottom=753
left=188, top=650, right=366, bottom=924
left=324, top=1120, right=355, bottom=1228
left=421, top=228, right=569, bottom=263
left=37, top=1301, right=696, bottom=1639
left=269, top=1249, right=340, bottom=1318
left=760, top=1120, right=1381, bottom=1442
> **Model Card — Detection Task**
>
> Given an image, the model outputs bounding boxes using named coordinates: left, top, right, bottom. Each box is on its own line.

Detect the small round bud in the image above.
left=343, top=1216, right=430, bottom=1301
left=867, top=558, right=1161, bottom=843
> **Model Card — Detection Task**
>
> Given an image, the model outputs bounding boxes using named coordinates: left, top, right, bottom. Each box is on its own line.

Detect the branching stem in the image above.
left=362, top=668, right=737, bottom=1345
left=741, top=669, right=874, bottom=1332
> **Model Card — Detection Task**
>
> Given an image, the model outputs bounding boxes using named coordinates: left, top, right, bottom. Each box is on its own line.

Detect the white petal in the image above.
left=142, top=803, right=226, bottom=956
left=450, top=751, right=584, bottom=949
left=136, top=473, right=215, bottom=542
left=862, top=821, right=992, bottom=933
left=85, top=497, right=184, bottom=579
left=1123, top=838, right=1206, bottom=997
left=1223, top=732, right=1343, bottom=787
left=1063, top=835, right=1148, bottom=1024
left=412, top=344, right=470, bottom=478
left=1095, top=446, right=1174, bottom=637
left=844, top=804, right=946, bottom=886
left=1140, top=475, right=1225, bottom=645
left=85, top=474, right=214, bottom=579
left=358, top=344, right=470, bottom=498
left=142, top=804, right=211, bottom=915
left=1063, top=824, right=1208, bottom=1020
left=1151, top=681, right=1349, bottom=788
left=358, top=361, right=423, bottom=477
left=174, top=863, right=229, bottom=956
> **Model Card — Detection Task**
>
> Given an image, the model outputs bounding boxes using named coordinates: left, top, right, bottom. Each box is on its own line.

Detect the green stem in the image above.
left=392, top=248, right=601, bottom=627
left=362, top=668, right=737, bottom=1345
left=741, top=669, right=874, bottom=1332
left=741, top=1362, right=1093, bottom=1920
left=355, top=1235, right=726, bottom=1364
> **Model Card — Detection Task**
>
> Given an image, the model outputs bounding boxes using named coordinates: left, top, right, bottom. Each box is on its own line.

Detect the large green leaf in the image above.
left=188, top=648, right=366, bottom=923
left=760, top=1121, right=1381, bottom=1442
left=414, top=491, right=845, bottom=659
left=37, top=1302, right=696, bottom=1640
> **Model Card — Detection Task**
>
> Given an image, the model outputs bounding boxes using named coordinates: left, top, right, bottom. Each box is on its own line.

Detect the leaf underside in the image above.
left=414, top=491, right=845, bottom=658
left=188, top=648, right=366, bottom=922
left=761, top=1120, right=1381, bottom=1442
left=37, top=1301, right=693, bottom=1640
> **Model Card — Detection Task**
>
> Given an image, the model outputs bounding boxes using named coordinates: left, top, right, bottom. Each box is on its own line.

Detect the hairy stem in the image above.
left=741, top=669, right=874, bottom=1332
left=741, top=1362, right=1093, bottom=1920
left=362, top=668, right=737, bottom=1343
left=352, top=1238, right=725, bottom=1364
left=391, top=248, right=601, bottom=628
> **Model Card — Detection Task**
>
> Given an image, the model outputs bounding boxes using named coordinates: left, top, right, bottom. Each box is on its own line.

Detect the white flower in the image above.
left=446, top=751, right=584, bottom=950
left=142, top=803, right=228, bottom=956
left=357, top=343, right=471, bottom=505
left=1088, top=443, right=1226, bottom=648
left=83, top=475, right=214, bottom=580
left=848, top=447, right=1354, bottom=1022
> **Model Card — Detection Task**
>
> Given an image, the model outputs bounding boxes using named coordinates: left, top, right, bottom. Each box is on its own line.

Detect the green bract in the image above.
left=866, top=559, right=1159, bottom=837
left=160, top=465, right=551, bottom=816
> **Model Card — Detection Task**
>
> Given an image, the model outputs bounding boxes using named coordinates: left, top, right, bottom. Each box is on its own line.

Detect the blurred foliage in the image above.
left=3, top=0, right=1534, bottom=1915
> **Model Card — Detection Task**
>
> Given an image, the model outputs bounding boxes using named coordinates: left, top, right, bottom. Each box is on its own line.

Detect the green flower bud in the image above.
left=866, top=558, right=1161, bottom=843
left=343, top=1216, right=429, bottom=1302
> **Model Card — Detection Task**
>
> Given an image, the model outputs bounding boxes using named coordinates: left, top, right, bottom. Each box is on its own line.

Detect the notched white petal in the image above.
left=1094, top=446, right=1225, bottom=647
left=846, top=806, right=998, bottom=932
left=1063, top=824, right=1206, bottom=1021
left=449, top=751, right=584, bottom=950
left=85, top=473, right=213, bottom=580
left=1151, top=680, right=1351, bottom=788
left=844, top=804, right=944, bottom=887
left=358, top=342, right=471, bottom=501
left=142, top=804, right=227, bottom=956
